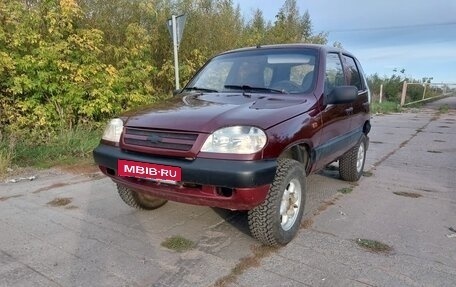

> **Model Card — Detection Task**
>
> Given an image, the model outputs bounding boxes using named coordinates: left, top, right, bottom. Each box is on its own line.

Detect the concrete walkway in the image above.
left=233, top=98, right=456, bottom=287
left=0, top=98, right=455, bottom=287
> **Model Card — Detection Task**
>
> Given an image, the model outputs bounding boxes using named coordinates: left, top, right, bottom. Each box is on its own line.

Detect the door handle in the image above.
left=345, top=107, right=353, bottom=115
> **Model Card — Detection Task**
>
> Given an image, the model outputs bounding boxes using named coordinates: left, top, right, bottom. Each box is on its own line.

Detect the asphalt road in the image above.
left=1, top=97, right=455, bottom=287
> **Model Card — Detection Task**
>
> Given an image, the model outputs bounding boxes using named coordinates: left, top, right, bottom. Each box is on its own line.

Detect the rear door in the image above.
left=342, top=55, right=370, bottom=131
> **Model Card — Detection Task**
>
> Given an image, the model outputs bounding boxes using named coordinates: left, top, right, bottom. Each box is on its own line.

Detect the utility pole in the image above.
left=422, top=83, right=427, bottom=100
left=172, top=15, right=179, bottom=90
left=400, top=81, right=407, bottom=106
left=379, top=84, right=383, bottom=103
left=422, top=77, right=433, bottom=100
left=167, top=14, right=187, bottom=91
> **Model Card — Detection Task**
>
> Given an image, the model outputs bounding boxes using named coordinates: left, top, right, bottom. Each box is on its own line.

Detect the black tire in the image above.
left=248, top=159, right=306, bottom=246
left=339, top=135, right=367, bottom=182
left=116, top=184, right=167, bottom=210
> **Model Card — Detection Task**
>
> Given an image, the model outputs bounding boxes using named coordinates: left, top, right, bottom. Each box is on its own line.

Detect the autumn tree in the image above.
left=266, top=0, right=327, bottom=44
left=1, top=0, right=328, bottom=138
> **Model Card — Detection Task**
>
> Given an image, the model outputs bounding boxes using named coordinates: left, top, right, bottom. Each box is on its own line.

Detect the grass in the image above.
left=47, top=197, right=73, bottom=207
left=371, top=101, right=402, bottom=114
left=438, top=104, right=450, bottom=114
left=161, top=235, right=195, bottom=253
left=338, top=187, right=353, bottom=194
left=355, top=238, right=393, bottom=254
left=0, top=147, right=13, bottom=175
left=363, top=171, right=373, bottom=177
left=0, top=126, right=101, bottom=175
left=0, top=137, right=15, bottom=175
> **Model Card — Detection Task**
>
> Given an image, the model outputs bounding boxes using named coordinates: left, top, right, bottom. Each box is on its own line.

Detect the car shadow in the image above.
left=210, top=207, right=251, bottom=236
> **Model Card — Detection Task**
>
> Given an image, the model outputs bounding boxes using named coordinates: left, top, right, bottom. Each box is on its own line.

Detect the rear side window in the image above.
left=342, top=55, right=362, bottom=90
left=325, top=53, right=344, bottom=94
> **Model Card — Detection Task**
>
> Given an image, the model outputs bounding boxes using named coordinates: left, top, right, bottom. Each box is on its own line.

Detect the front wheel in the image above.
left=339, top=135, right=367, bottom=182
left=116, top=184, right=167, bottom=210
left=248, top=159, right=306, bottom=246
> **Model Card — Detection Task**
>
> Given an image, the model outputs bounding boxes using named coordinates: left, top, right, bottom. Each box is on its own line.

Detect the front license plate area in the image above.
left=118, top=159, right=182, bottom=181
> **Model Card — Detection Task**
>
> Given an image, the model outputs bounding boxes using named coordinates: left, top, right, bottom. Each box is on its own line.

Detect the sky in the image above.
left=232, top=0, right=456, bottom=84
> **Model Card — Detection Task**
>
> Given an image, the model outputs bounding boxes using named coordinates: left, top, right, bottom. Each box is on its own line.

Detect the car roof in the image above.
left=219, top=43, right=355, bottom=58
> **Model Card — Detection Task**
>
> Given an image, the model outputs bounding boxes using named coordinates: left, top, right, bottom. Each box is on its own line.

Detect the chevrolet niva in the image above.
left=93, top=44, right=371, bottom=246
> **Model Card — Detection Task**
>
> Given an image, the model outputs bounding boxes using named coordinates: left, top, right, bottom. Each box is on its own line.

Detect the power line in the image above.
left=326, top=22, right=456, bottom=33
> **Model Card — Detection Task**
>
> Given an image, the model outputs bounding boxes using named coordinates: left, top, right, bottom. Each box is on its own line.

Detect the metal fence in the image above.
left=401, top=82, right=456, bottom=106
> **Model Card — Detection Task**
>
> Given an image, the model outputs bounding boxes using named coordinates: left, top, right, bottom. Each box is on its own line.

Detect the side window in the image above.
left=342, top=55, right=363, bottom=90
left=325, top=53, right=344, bottom=94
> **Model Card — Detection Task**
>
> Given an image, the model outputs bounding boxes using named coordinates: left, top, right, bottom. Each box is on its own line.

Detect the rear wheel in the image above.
left=248, top=159, right=306, bottom=246
left=116, top=184, right=167, bottom=210
left=339, top=135, right=367, bottom=182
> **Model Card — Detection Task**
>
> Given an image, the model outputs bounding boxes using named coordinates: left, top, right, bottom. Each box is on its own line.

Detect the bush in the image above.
left=371, top=101, right=401, bottom=114
left=0, top=1, right=160, bottom=139
left=0, top=125, right=102, bottom=171
left=1, top=0, right=328, bottom=144
left=0, top=142, right=14, bottom=174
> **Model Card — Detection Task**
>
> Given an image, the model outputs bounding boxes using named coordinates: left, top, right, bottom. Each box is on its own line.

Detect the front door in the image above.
left=314, top=52, right=355, bottom=170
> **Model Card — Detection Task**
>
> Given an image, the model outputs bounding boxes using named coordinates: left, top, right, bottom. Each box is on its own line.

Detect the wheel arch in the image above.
left=363, top=120, right=371, bottom=135
left=278, top=143, right=311, bottom=174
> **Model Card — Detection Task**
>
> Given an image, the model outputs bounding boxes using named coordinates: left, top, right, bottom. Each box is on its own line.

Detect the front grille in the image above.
left=123, top=128, right=198, bottom=151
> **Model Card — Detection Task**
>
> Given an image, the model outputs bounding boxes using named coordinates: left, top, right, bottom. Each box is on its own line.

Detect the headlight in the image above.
left=201, top=126, right=267, bottom=154
left=102, top=118, right=124, bottom=143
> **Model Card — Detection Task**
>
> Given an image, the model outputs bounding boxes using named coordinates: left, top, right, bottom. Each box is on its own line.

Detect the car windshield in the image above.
left=186, top=48, right=317, bottom=94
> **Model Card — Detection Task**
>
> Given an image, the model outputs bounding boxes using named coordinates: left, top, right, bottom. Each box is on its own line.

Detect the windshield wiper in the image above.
left=224, top=85, right=287, bottom=94
left=184, top=86, right=218, bottom=93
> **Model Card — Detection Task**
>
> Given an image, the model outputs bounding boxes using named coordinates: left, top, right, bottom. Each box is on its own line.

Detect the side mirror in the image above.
left=326, top=86, right=358, bottom=105
left=173, top=89, right=182, bottom=96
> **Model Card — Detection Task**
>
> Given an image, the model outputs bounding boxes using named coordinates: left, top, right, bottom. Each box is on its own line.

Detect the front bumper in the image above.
left=93, top=144, right=277, bottom=210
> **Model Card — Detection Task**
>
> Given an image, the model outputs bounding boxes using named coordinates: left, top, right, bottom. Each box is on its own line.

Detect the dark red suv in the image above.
left=93, top=44, right=371, bottom=246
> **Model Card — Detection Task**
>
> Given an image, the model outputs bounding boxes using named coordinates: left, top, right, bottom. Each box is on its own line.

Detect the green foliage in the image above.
left=0, top=0, right=158, bottom=139
left=367, top=73, right=404, bottom=102
left=355, top=238, right=393, bottom=253
left=367, top=72, right=441, bottom=105
left=161, top=235, right=195, bottom=252
left=4, top=126, right=102, bottom=169
left=371, top=101, right=401, bottom=114
left=338, top=187, right=353, bottom=194
left=1, top=0, right=327, bottom=142
left=0, top=137, right=15, bottom=174
left=267, top=2, right=327, bottom=44
left=438, top=104, right=450, bottom=114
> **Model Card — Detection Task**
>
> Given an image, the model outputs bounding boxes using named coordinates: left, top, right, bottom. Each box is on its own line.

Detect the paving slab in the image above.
left=1, top=97, right=455, bottom=287
left=235, top=98, right=456, bottom=287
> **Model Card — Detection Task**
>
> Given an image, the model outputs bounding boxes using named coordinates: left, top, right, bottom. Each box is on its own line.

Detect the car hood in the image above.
left=123, top=92, right=317, bottom=133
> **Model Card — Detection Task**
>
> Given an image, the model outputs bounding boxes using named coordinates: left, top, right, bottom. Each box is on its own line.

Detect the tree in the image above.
left=1, top=0, right=329, bottom=138
left=243, top=9, right=268, bottom=46
left=266, top=0, right=326, bottom=44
